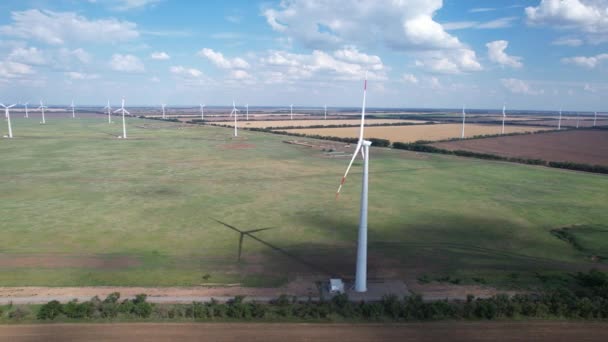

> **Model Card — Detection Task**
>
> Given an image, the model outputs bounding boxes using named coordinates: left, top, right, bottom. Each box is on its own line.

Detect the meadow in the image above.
left=0, top=115, right=607, bottom=289
left=281, top=123, right=554, bottom=143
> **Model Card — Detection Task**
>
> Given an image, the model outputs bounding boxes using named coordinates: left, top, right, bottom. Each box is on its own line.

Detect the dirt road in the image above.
left=1, top=322, right=608, bottom=342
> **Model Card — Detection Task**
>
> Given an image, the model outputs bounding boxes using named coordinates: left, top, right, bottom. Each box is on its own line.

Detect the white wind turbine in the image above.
left=335, top=73, right=371, bottom=293
left=200, top=104, right=205, bottom=120
left=290, top=104, right=294, bottom=120
left=576, top=112, right=580, bottom=128
left=231, top=100, right=240, bottom=137
left=594, top=112, right=598, bottom=127
left=558, top=108, right=562, bottom=130
left=246, top=104, right=249, bottom=121
left=1, top=103, right=16, bottom=138
left=501, top=104, right=507, bottom=134
left=104, top=100, right=112, bottom=123
left=38, top=100, right=47, bottom=124
left=113, top=98, right=129, bottom=139
left=23, top=102, right=29, bottom=118
left=161, top=104, right=166, bottom=119
left=461, top=105, right=466, bottom=139
left=69, top=99, right=76, bottom=119
left=324, top=104, right=327, bottom=120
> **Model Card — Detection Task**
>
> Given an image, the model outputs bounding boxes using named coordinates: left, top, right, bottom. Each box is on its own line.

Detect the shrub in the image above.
left=37, top=300, right=63, bottom=320
left=9, top=306, right=30, bottom=321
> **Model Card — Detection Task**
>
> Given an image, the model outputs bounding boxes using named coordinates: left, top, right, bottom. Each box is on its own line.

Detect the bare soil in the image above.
left=2, top=322, right=608, bottom=342
left=433, top=130, right=608, bottom=166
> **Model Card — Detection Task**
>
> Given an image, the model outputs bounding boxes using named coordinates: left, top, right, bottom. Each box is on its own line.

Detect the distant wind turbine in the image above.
left=161, top=104, right=166, bottom=119
left=113, top=98, right=129, bottom=139
left=501, top=104, right=507, bottom=134
left=69, top=99, right=76, bottom=119
left=324, top=104, right=327, bottom=120
left=290, top=104, right=293, bottom=120
left=23, top=102, right=29, bottom=118
left=231, top=100, right=240, bottom=137
left=246, top=104, right=249, bottom=121
left=200, top=104, right=205, bottom=120
left=38, top=100, right=47, bottom=124
left=594, top=112, right=598, bottom=127
left=0, top=103, right=16, bottom=138
left=461, top=105, right=466, bottom=139
left=104, top=100, right=112, bottom=123
left=576, top=112, right=580, bottom=128
left=558, top=108, right=562, bottom=130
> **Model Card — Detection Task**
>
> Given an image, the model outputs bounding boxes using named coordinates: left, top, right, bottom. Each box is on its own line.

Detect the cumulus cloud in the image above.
left=150, top=51, right=170, bottom=60
left=0, top=61, right=34, bottom=78
left=444, top=17, right=518, bottom=30
left=198, top=48, right=250, bottom=69
left=89, top=0, right=161, bottom=11
left=401, top=73, right=419, bottom=84
left=415, top=49, right=482, bottom=74
left=501, top=78, right=542, bottom=95
left=562, top=53, right=608, bottom=68
left=109, top=54, right=144, bottom=72
left=0, top=9, right=139, bottom=45
left=8, top=46, right=46, bottom=65
left=65, top=71, right=99, bottom=80
left=552, top=36, right=584, bottom=46
left=262, top=0, right=482, bottom=73
left=169, top=65, right=203, bottom=78
left=486, top=40, right=523, bottom=68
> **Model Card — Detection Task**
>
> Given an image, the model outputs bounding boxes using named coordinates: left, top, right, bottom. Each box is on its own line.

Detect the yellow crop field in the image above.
left=211, top=119, right=425, bottom=128
left=280, top=124, right=555, bottom=143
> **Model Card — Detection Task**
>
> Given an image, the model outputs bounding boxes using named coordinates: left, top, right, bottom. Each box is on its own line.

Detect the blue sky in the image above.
left=0, top=0, right=606, bottom=111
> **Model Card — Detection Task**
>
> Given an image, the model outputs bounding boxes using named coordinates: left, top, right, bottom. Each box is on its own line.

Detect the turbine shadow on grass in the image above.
left=210, top=218, right=333, bottom=275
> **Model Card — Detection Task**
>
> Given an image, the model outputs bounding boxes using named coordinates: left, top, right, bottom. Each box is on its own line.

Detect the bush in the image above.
left=9, top=306, right=30, bottom=321
left=37, top=300, right=63, bottom=320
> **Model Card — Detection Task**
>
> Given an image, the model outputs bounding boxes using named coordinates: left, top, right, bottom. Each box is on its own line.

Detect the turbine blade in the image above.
left=211, top=218, right=244, bottom=233
left=336, top=142, right=363, bottom=199
left=113, top=108, right=122, bottom=113
left=243, top=227, right=275, bottom=234
left=124, top=109, right=130, bottom=115
left=8, top=104, right=16, bottom=108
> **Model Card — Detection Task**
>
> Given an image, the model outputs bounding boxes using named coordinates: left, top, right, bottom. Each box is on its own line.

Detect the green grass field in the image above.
left=1, top=114, right=607, bottom=289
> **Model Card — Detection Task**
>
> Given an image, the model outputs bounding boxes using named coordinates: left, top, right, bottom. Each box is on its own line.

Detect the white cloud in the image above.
left=501, top=78, right=542, bottom=95
left=486, top=40, right=523, bottom=68
left=262, top=0, right=481, bottom=73
left=526, top=0, right=608, bottom=42
left=65, top=71, right=99, bottom=80
left=169, top=65, right=203, bottom=78
left=444, top=17, right=518, bottom=30
left=197, top=48, right=250, bottom=69
left=552, top=36, right=584, bottom=46
left=228, top=69, right=252, bottom=80
left=0, top=9, right=139, bottom=45
left=415, top=49, right=483, bottom=74
left=8, top=47, right=46, bottom=65
left=109, top=54, right=144, bottom=72
left=89, top=0, right=161, bottom=11
left=0, top=61, right=34, bottom=78
left=150, top=51, right=170, bottom=60
left=401, top=73, right=419, bottom=84
left=225, top=15, right=242, bottom=24
left=59, top=48, right=91, bottom=64
left=562, top=53, right=608, bottom=68
left=469, top=7, right=497, bottom=13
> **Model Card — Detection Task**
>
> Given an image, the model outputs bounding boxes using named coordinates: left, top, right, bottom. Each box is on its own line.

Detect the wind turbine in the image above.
left=290, top=104, right=294, bottom=120
left=558, top=108, right=562, bottom=130
left=200, top=104, right=205, bottom=120
left=69, top=99, right=76, bottom=119
left=38, top=100, right=47, bottom=124
left=113, top=98, right=129, bottom=139
left=23, top=102, right=29, bottom=118
left=461, top=105, right=466, bottom=139
left=335, top=73, right=371, bottom=293
left=161, top=104, right=166, bottom=119
left=0, top=103, right=16, bottom=138
left=104, top=100, right=112, bottom=123
left=576, top=112, right=580, bottom=128
left=246, top=104, right=249, bottom=121
left=231, top=100, right=240, bottom=137
left=501, top=104, right=507, bottom=134
left=594, top=112, right=598, bottom=127
left=324, top=104, right=327, bottom=120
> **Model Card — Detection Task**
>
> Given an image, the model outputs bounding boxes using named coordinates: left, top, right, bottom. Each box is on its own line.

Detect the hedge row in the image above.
left=7, top=270, right=605, bottom=322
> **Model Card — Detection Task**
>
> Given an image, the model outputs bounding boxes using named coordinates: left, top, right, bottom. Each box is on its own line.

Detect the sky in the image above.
left=0, top=0, right=606, bottom=111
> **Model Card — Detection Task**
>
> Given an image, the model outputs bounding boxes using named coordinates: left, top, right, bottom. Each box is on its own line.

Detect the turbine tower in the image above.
left=246, top=104, right=249, bottom=121
left=594, top=112, right=598, bottom=127
left=335, top=73, right=371, bottom=293
left=0, top=103, right=16, bottom=138
left=558, top=108, right=562, bottom=130
left=576, top=112, right=580, bottom=128
left=104, top=100, right=112, bottom=124
left=324, top=104, right=327, bottom=120
left=200, top=104, right=205, bottom=120
left=161, top=104, right=166, bottom=119
left=24, top=102, right=29, bottom=118
left=38, top=100, right=47, bottom=124
left=113, top=98, right=129, bottom=139
left=69, top=100, right=76, bottom=119
left=230, top=100, right=240, bottom=137
left=501, top=104, right=507, bottom=134
left=461, top=105, right=466, bottom=139
left=290, top=104, right=293, bottom=120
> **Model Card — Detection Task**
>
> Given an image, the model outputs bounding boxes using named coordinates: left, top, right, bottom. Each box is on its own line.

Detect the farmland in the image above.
left=281, top=123, right=555, bottom=143
left=212, top=119, right=426, bottom=128
left=433, top=130, right=608, bottom=166
left=0, top=116, right=607, bottom=292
